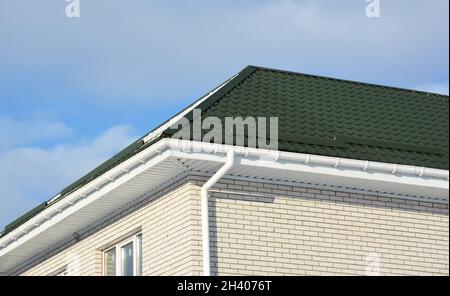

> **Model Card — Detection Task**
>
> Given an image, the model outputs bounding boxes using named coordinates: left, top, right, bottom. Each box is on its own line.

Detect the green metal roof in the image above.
left=2, top=65, right=448, bottom=236
left=193, top=66, right=449, bottom=168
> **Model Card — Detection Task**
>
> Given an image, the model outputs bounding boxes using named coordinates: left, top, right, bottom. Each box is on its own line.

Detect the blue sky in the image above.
left=0, top=0, right=448, bottom=229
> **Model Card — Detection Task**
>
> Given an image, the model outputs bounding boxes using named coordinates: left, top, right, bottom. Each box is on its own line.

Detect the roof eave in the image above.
left=0, top=139, right=448, bottom=273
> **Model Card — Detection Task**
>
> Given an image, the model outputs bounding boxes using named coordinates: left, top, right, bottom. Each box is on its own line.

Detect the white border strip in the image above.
left=0, top=139, right=448, bottom=260
left=142, top=74, right=238, bottom=144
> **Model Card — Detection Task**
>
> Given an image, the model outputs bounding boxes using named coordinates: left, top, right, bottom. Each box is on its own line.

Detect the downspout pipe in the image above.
left=200, top=150, right=235, bottom=276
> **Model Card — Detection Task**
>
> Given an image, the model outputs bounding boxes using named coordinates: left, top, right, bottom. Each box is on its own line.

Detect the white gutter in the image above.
left=167, top=140, right=449, bottom=181
left=200, top=151, right=235, bottom=276
left=0, top=139, right=448, bottom=267
left=0, top=139, right=171, bottom=256
left=168, top=140, right=449, bottom=275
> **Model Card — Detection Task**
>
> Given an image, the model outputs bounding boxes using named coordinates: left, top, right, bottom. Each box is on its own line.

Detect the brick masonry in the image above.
left=19, top=177, right=199, bottom=276
left=16, top=174, right=449, bottom=276
left=191, top=175, right=449, bottom=276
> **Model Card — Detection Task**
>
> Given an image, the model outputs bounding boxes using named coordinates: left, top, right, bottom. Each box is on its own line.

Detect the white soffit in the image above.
left=0, top=139, right=448, bottom=273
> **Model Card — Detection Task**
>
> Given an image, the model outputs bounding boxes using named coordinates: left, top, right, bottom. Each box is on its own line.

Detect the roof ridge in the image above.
left=249, top=65, right=449, bottom=99
left=164, top=66, right=258, bottom=130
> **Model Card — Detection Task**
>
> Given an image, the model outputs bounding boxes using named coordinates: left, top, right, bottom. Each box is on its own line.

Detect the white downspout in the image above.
left=200, top=150, right=235, bottom=276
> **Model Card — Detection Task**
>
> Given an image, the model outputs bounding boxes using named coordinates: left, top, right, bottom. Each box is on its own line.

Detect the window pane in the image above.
left=136, top=234, right=142, bottom=276
left=56, top=270, right=68, bottom=276
left=104, top=248, right=116, bottom=276
left=121, top=242, right=134, bottom=276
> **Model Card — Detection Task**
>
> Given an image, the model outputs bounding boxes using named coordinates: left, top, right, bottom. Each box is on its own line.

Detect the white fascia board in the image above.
left=0, top=140, right=171, bottom=257
left=168, top=140, right=449, bottom=200
left=238, top=157, right=448, bottom=190
left=142, top=74, right=237, bottom=144
left=238, top=157, right=448, bottom=199
left=168, top=140, right=449, bottom=180
left=0, top=138, right=448, bottom=259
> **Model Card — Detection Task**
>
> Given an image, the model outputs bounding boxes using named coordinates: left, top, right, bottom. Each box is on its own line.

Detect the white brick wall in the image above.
left=18, top=177, right=199, bottom=276
left=15, top=174, right=449, bottom=276
left=188, top=175, right=449, bottom=276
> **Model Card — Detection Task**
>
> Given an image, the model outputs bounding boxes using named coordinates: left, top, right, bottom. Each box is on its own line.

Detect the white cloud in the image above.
left=0, top=116, right=73, bottom=150
left=0, top=124, right=137, bottom=230
left=412, top=83, right=449, bottom=95
left=0, top=0, right=447, bottom=102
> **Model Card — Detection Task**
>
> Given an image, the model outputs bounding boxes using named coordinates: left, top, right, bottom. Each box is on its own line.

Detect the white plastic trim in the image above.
left=166, top=139, right=449, bottom=181
left=0, top=138, right=448, bottom=267
left=142, top=74, right=238, bottom=144
left=0, top=139, right=171, bottom=257
left=200, top=151, right=235, bottom=276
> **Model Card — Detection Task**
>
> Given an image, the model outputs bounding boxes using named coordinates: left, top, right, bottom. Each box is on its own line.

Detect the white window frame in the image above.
left=56, top=269, right=69, bottom=276
left=49, top=266, right=68, bottom=276
left=102, top=233, right=142, bottom=276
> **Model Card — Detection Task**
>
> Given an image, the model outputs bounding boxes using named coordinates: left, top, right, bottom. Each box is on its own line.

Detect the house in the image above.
left=0, top=66, right=448, bottom=276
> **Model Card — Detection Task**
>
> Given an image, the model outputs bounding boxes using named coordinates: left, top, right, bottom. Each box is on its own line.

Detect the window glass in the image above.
left=121, top=242, right=134, bottom=276
left=49, top=267, right=68, bottom=276
left=103, top=233, right=142, bottom=276
left=104, top=247, right=116, bottom=276
left=136, top=234, right=142, bottom=276
left=56, top=270, right=68, bottom=276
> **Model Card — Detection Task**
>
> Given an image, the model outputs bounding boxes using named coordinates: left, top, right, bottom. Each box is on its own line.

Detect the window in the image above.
left=49, top=266, right=68, bottom=276
left=56, top=269, right=69, bottom=276
left=103, top=233, right=142, bottom=276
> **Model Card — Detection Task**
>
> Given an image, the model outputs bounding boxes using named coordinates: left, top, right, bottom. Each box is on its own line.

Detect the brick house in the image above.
left=0, top=66, right=448, bottom=276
